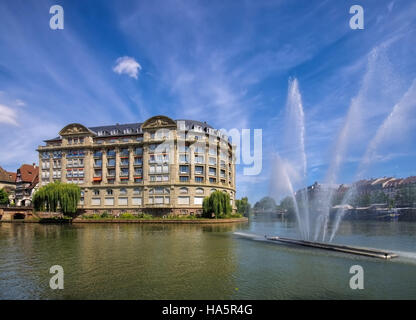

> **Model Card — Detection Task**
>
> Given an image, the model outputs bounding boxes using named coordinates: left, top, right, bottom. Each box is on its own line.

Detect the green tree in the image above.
left=235, top=197, right=251, bottom=216
left=370, top=191, right=388, bottom=204
left=202, top=191, right=232, bottom=218
left=253, top=196, right=277, bottom=212
left=0, top=188, right=9, bottom=206
left=32, top=182, right=81, bottom=217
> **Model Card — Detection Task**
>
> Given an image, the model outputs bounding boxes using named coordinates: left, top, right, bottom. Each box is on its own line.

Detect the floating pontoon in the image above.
left=264, top=235, right=398, bottom=259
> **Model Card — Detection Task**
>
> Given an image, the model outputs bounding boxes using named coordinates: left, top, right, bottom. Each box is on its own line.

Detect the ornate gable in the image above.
left=141, top=115, right=177, bottom=130
left=59, top=123, right=93, bottom=136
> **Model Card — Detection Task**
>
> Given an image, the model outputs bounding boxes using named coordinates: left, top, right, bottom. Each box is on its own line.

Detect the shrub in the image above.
left=100, top=211, right=110, bottom=218
left=119, top=213, right=137, bottom=219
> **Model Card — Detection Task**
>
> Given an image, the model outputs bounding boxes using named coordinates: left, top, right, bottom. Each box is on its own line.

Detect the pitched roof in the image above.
left=0, top=166, right=16, bottom=183
left=400, top=176, right=416, bottom=185
left=17, top=164, right=39, bottom=184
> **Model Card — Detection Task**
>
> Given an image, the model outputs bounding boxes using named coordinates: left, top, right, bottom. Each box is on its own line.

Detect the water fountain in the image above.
left=263, top=48, right=416, bottom=258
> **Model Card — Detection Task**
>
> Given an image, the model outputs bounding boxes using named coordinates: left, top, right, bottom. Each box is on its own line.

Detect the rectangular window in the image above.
left=178, top=196, right=190, bottom=205
left=155, top=196, right=164, bottom=204
left=118, top=197, right=128, bottom=206
left=134, top=157, right=142, bottom=165
left=209, top=178, right=216, bottom=183
left=135, top=147, right=143, bottom=155
left=91, top=198, right=101, bottom=206
left=105, top=198, right=114, bottom=206
left=179, top=165, right=189, bottom=174
left=194, top=197, right=204, bottom=205
left=194, top=146, right=205, bottom=153
left=195, top=176, right=204, bottom=183
left=132, top=197, right=142, bottom=205
left=180, top=176, right=189, bottom=182
left=209, top=167, right=216, bottom=176
left=179, top=154, right=189, bottom=163
left=195, top=166, right=204, bottom=175
left=195, top=155, right=204, bottom=164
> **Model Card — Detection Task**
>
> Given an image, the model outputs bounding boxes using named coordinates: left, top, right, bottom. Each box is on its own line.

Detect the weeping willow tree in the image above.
left=202, top=191, right=232, bottom=218
left=33, top=182, right=81, bottom=216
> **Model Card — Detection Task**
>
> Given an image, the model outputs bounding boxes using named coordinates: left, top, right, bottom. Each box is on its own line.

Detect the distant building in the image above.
left=383, top=178, right=403, bottom=199
left=0, top=166, right=16, bottom=203
left=15, top=164, right=39, bottom=206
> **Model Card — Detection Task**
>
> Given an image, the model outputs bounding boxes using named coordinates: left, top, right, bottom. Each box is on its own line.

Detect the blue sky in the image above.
left=0, top=0, right=415, bottom=203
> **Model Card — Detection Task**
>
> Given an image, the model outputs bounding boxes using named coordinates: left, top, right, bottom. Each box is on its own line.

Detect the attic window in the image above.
left=124, top=128, right=132, bottom=134
left=110, top=129, right=119, bottom=135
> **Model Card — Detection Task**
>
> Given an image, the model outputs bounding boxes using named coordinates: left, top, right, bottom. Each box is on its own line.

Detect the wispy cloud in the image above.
left=113, top=56, right=142, bottom=79
left=0, top=104, right=18, bottom=126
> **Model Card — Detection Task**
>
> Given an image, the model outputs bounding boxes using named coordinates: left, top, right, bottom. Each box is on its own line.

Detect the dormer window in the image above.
left=124, top=128, right=132, bottom=134
left=110, top=129, right=118, bottom=135
left=97, top=131, right=104, bottom=136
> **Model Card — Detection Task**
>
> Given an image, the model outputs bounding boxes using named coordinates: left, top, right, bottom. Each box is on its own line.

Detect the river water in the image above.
left=0, top=214, right=415, bottom=299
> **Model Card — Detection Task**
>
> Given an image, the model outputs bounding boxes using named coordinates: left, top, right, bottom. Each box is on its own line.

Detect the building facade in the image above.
left=15, top=164, right=39, bottom=206
left=0, top=166, right=16, bottom=203
left=37, top=115, right=236, bottom=216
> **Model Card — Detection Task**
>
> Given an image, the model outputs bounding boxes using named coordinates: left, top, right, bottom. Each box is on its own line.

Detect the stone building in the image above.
left=37, top=115, right=236, bottom=216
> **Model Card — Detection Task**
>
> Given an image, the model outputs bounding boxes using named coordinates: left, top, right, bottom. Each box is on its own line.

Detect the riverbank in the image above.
left=72, top=217, right=248, bottom=224
left=0, top=216, right=248, bottom=224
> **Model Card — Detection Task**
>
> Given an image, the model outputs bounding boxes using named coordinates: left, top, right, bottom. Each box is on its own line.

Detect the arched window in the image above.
left=179, top=187, right=188, bottom=194
left=119, top=188, right=127, bottom=195
left=196, top=188, right=204, bottom=194
left=210, top=189, right=217, bottom=194
left=106, top=189, right=113, bottom=195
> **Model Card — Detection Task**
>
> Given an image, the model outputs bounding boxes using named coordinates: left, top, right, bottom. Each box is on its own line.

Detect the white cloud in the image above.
left=0, top=104, right=18, bottom=126
left=113, top=56, right=142, bottom=79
